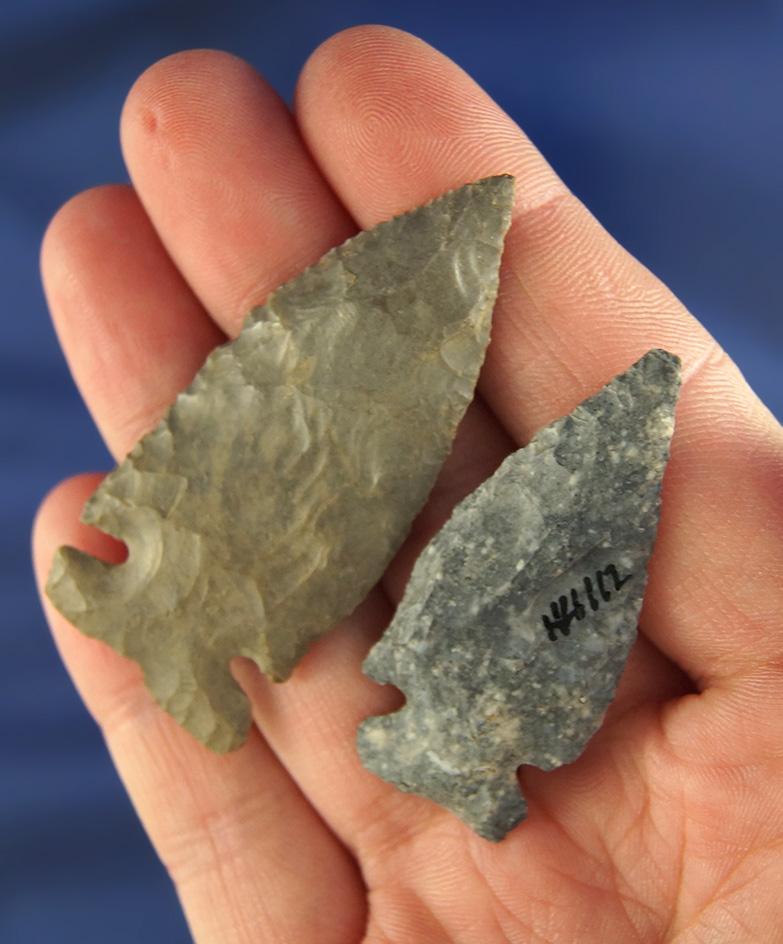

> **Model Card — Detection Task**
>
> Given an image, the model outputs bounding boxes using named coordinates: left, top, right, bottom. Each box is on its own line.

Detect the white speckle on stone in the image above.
left=426, top=750, right=461, bottom=775
left=362, top=725, right=389, bottom=749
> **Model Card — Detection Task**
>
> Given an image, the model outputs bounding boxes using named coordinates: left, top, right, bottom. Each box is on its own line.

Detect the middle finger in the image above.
left=120, top=48, right=356, bottom=336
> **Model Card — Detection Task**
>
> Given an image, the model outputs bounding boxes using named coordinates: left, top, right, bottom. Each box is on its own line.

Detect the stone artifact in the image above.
left=358, top=349, right=680, bottom=841
left=46, top=175, right=515, bottom=752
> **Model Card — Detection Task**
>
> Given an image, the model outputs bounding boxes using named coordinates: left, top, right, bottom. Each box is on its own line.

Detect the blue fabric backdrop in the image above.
left=1, top=1, right=781, bottom=941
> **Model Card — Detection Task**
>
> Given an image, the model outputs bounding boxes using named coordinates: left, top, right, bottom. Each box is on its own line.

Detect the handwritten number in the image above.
left=542, top=563, right=632, bottom=641
left=603, top=563, right=632, bottom=591
left=570, top=587, right=586, bottom=621
left=542, top=588, right=588, bottom=641
left=583, top=576, right=600, bottom=611
left=595, top=568, right=612, bottom=602
left=542, top=597, right=568, bottom=641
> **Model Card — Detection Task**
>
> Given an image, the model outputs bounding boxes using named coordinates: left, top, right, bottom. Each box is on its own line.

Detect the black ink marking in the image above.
left=542, top=588, right=588, bottom=641
left=570, top=586, right=586, bottom=622
left=603, top=564, right=632, bottom=591
left=583, top=576, right=600, bottom=611
left=595, top=568, right=612, bottom=602
left=543, top=597, right=570, bottom=641
left=543, top=564, right=632, bottom=641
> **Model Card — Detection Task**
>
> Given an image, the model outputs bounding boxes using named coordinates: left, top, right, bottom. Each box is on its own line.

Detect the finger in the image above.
left=33, top=475, right=365, bottom=944
left=119, top=49, right=356, bottom=337
left=294, top=25, right=783, bottom=693
left=41, top=184, right=224, bottom=459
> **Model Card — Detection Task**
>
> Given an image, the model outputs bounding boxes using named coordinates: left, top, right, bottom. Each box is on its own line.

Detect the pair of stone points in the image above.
left=45, top=171, right=680, bottom=844
left=45, top=175, right=516, bottom=752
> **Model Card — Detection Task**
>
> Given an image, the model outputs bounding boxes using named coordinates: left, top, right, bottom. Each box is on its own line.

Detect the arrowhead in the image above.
left=46, top=176, right=515, bottom=752
left=358, top=349, right=681, bottom=840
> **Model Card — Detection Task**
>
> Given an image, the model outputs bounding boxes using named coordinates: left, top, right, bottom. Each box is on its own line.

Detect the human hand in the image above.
left=33, top=26, right=783, bottom=943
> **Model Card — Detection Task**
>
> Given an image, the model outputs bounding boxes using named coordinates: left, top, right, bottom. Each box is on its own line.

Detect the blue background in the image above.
left=1, top=1, right=781, bottom=941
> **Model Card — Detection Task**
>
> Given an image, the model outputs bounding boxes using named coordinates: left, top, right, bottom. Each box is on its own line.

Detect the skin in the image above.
left=31, top=25, right=783, bottom=944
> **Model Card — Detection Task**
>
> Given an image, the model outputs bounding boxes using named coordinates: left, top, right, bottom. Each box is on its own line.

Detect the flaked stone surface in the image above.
left=46, top=175, right=515, bottom=752
left=358, top=349, right=680, bottom=840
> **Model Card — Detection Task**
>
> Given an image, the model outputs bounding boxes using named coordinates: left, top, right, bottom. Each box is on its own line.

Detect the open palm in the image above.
left=33, top=26, right=783, bottom=943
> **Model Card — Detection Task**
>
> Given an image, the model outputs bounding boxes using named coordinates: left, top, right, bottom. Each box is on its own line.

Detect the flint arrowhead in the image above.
left=46, top=176, right=515, bottom=751
left=358, top=349, right=680, bottom=840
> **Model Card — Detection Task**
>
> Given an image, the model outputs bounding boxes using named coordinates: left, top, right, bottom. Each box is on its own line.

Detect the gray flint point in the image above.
left=46, top=175, right=515, bottom=752
left=358, top=349, right=681, bottom=841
